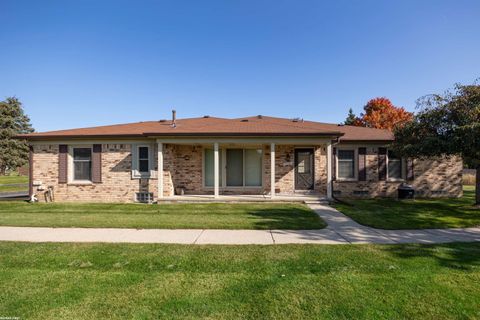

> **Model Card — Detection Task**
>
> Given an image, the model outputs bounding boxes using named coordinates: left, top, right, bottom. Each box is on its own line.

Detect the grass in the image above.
left=333, top=186, right=479, bottom=230
left=0, top=242, right=480, bottom=319
left=0, top=202, right=325, bottom=229
left=0, top=173, right=28, bottom=193
left=463, top=173, right=476, bottom=185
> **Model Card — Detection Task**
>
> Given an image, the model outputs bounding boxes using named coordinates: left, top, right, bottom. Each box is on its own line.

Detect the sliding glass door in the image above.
left=226, top=149, right=244, bottom=186
left=204, top=148, right=263, bottom=188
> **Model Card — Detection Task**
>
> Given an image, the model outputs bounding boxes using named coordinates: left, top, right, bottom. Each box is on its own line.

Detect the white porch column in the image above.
left=326, top=142, right=333, bottom=199
left=270, top=143, right=275, bottom=198
left=157, top=142, right=164, bottom=200
left=214, top=142, right=219, bottom=198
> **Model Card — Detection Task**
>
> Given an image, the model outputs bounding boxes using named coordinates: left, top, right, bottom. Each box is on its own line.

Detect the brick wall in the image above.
left=32, top=144, right=160, bottom=202
left=332, top=146, right=463, bottom=198
left=31, top=142, right=462, bottom=202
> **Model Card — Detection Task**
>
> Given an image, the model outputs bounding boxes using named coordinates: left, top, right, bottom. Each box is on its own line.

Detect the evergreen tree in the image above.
left=0, top=97, right=34, bottom=175
left=344, top=108, right=357, bottom=125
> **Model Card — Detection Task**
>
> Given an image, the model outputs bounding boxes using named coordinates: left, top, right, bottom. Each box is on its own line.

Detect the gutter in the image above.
left=15, top=132, right=346, bottom=141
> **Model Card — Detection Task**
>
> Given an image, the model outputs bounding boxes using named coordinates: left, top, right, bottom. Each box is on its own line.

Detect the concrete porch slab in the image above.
left=158, top=194, right=328, bottom=203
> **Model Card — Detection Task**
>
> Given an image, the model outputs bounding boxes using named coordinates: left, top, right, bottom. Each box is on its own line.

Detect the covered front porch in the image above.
left=154, top=137, right=334, bottom=201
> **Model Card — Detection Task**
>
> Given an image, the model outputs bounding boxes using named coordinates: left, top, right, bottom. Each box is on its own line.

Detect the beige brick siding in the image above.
left=31, top=141, right=462, bottom=202
left=32, top=144, right=159, bottom=202
left=332, top=145, right=463, bottom=198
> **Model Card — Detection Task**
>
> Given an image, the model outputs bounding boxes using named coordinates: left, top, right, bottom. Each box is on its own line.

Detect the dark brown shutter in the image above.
left=358, top=147, right=367, bottom=181
left=378, top=147, right=387, bottom=181
left=407, top=158, right=414, bottom=181
left=92, top=144, right=102, bottom=183
left=58, top=144, right=68, bottom=183
left=332, top=147, right=336, bottom=181
left=29, top=146, right=33, bottom=197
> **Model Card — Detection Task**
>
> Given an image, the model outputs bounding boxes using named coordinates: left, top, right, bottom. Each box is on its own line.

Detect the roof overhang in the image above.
left=16, top=131, right=345, bottom=141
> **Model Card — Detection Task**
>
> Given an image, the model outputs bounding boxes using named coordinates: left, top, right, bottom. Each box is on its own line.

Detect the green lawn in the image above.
left=0, top=202, right=325, bottom=229
left=334, top=186, right=479, bottom=230
left=0, top=242, right=479, bottom=319
left=0, top=174, right=28, bottom=193
left=0, top=174, right=28, bottom=185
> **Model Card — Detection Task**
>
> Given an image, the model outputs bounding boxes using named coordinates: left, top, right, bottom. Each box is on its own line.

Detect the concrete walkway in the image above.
left=0, top=203, right=479, bottom=245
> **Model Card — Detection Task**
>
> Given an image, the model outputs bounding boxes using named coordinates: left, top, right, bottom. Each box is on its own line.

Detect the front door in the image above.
left=295, top=149, right=314, bottom=190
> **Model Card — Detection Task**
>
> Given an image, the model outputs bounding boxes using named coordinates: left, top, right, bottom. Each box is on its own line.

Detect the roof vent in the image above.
left=203, top=115, right=210, bottom=118
left=257, top=115, right=263, bottom=119
left=240, top=119, right=249, bottom=122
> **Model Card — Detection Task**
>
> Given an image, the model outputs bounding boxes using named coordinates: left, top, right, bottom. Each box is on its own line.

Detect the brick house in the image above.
left=18, top=114, right=463, bottom=203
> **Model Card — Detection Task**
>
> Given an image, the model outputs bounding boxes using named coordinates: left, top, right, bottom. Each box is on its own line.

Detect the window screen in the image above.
left=338, top=150, right=355, bottom=179
left=245, top=149, right=262, bottom=186
left=388, top=150, right=402, bottom=179
left=138, top=146, right=149, bottom=173
left=73, top=148, right=92, bottom=181
left=226, top=149, right=244, bottom=186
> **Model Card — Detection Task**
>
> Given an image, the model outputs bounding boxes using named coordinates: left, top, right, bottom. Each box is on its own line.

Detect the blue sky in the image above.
left=1, top=0, right=479, bottom=132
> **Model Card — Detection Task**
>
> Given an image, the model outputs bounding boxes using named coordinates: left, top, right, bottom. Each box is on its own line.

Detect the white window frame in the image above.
left=202, top=147, right=264, bottom=188
left=336, top=148, right=358, bottom=181
left=68, top=145, right=93, bottom=184
left=386, top=149, right=406, bottom=182
left=132, top=144, right=155, bottom=179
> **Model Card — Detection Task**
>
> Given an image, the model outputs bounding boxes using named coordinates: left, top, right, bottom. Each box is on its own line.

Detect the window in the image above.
left=135, top=192, right=153, bottom=203
left=73, top=148, right=92, bottom=181
left=245, top=149, right=262, bottom=186
left=226, top=149, right=243, bottom=186
left=204, top=148, right=262, bottom=187
left=337, top=149, right=355, bottom=180
left=138, top=147, right=149, bottom=173
left=132, top=144, right=153, bottom=178
left=387, top=150, right=403, bottom=180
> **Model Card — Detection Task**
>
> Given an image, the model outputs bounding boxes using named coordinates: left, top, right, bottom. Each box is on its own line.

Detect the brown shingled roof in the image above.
left=17, top=115, right=394, bottom=141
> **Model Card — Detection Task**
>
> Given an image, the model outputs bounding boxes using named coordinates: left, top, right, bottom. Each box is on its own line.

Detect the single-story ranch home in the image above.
left=18, top=112, right=463, bottom=203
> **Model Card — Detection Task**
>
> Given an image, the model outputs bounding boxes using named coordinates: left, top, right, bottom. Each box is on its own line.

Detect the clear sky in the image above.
left=1, top=0, right=479, bottom=132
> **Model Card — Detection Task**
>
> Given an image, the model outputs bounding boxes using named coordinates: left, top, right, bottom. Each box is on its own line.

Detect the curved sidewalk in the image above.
left=0, top=204, right=479, bottom=245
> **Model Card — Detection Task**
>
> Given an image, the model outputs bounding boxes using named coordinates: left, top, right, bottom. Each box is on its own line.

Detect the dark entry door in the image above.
left=295, top=149, right=314, bottom=190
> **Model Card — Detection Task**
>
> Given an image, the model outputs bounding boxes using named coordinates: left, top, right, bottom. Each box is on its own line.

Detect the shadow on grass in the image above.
left=247, top=207, right=327, bottom=230
left=383, top=242, right=480, bottom=270
left=335, top=187, right=479, bottom=229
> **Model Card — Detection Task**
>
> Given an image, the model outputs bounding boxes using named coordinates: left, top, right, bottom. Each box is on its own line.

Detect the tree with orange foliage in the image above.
left=346, top=97, right=413, bottom=130
left=360, top=97, right=413, bottom=130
